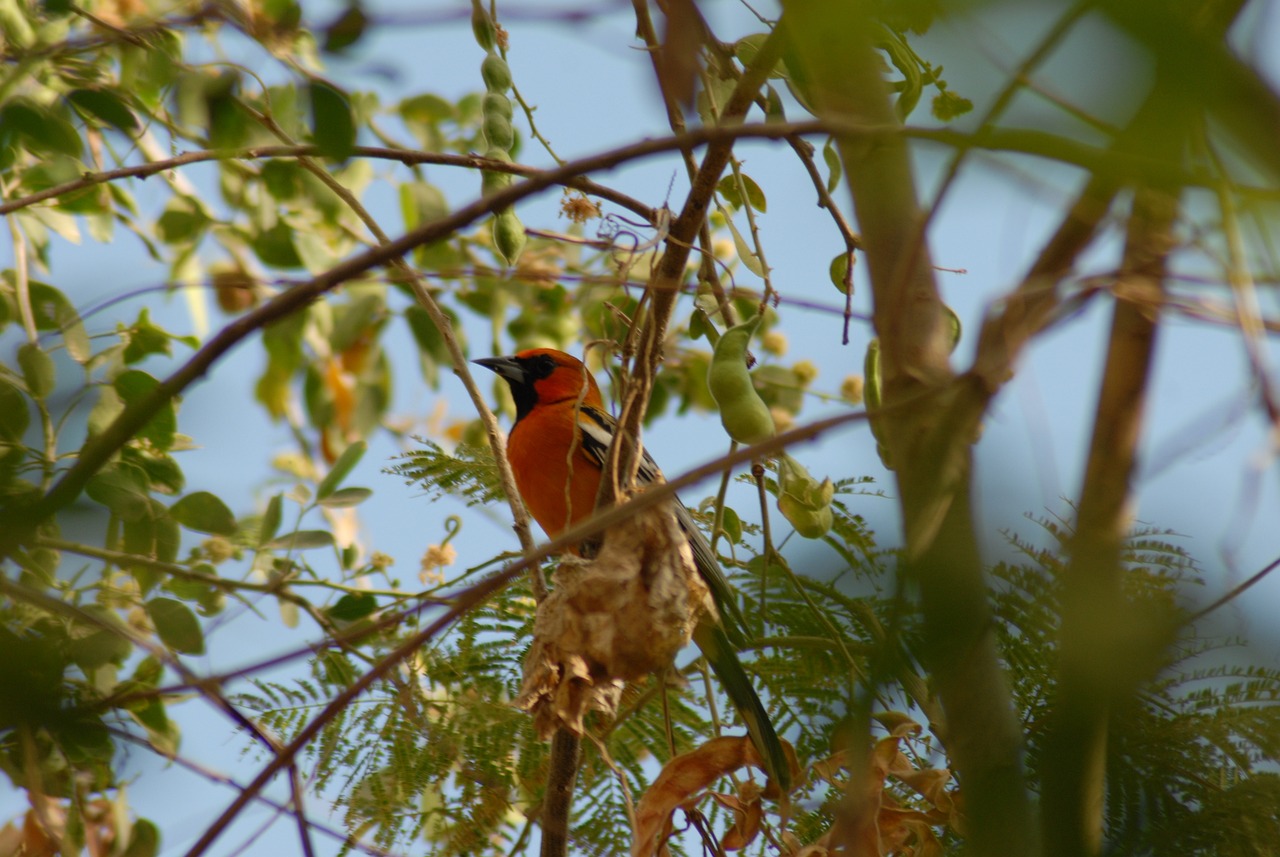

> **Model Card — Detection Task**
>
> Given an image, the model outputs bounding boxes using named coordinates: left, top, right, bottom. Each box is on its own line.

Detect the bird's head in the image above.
left=473, top=348, right=603, bottom=421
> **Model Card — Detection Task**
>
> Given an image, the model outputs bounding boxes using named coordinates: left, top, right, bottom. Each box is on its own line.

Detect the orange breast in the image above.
left=507, top=404, right=604, bottom=538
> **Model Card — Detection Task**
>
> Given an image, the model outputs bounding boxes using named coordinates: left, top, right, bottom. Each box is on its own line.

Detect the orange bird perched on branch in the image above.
left=475, top=347, right=789, bottom=789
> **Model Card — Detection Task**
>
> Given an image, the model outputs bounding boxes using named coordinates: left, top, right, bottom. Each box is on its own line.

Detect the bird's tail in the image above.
left=692, top=619, right=791, bottom=791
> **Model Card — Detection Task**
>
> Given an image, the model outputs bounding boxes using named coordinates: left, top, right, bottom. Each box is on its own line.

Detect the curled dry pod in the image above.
left=493, top=209, right=526, bottom=265
left=776, top=453, right=834, bottom=538
left=481, top=54, right=512, bottom=92
left=708, top=315, right=775, bottom=445
left=483, top=92, right=513, bottom=121
left=484, top=111, right=514, bottom=150
left=480, top=147, right=513, bottom=196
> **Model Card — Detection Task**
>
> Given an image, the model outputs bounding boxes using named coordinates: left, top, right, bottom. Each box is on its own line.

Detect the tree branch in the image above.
left=1042, top=176, right=1180, bottom=857
left=781, top=6, right=1040, bottom=857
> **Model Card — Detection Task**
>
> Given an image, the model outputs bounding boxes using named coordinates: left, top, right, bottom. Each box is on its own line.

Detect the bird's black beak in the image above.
left=472, top=355, right=524, bottom=385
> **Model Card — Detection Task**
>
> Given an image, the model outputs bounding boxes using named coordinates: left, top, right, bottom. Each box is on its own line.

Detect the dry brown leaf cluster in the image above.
left=630, top=716, right=960, bottom=857
left=515, top=498, right=709, bottom=738
left=632, top=735, right=775, bottom=857
left=0, top=796, right=124, bottom=857
left=807, top=716, right=961, bottom=857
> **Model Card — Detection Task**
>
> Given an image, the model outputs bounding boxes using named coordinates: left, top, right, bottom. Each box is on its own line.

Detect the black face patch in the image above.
left=527, top=352, right=557, bottom=381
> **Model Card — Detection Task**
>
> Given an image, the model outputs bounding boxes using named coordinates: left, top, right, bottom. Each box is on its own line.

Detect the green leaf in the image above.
left=400, top=179, right=449, bottom=230
left=123, top=499, right=180, bottom=572
left=114, top=369, right=177, bottom=451
left=717, top=174, right=767, bottom=212
left=69, top=615, right=132, bottom=670
left=58, top=717, right=113, bottom=764
left=122, top=819, right=160, bottom=857
left=68, top=88, right=139, bottom=133
left=823, top=138, right=842, bottom=193
left=251, top=220, right=303, bottom=268
left=829, top=252, right=853, bottom=295
left=327, top=591, right=377, bottom=622
left=156, top=198, right=208, bottom=245
left=170, top=491, right=237, bottom=535
left=0, top=378, right=30, bottom=441
left=17, top=342, right=55, bottom=399
left=734, top=33, right=788, bottom=79
left=317, top=439, right=366, bottom=500
left=324, top=5, right=367, bottom=52
left=145, top=597, right=205, bottom=654
left=943, top=302, right=962, bottom=353
left=932, top=87, right=973, bottom=122
left=122, top=445, right=185, bottom=495
left=258, top=492, right=284, bottom=546
left=123, top=308, right=176, bottom=363
left=205, top=70, right=247, bottom=149
left=329, top=292, right=386, bottom=353
left=318, top=486, right=373, bottom=508
left=724, top=215, right=766, bottom=277
left=260, top=159, right=303, bottom=200
left=24, top=280, right=89, bottom=362
left=310, top=81, right=356, bottom=160
left=2, top=98, right=82, bottom=157
left=266, top=530, right=336, bottom=550
left=86, top=463, right=151, bottom=521
left=403, top=304, right=458, bottom=386
left=721, top=506, right=743, bottom=544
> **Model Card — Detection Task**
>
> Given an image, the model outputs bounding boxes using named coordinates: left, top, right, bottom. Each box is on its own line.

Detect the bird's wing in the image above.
left=577, top=405, right=786, bottom=789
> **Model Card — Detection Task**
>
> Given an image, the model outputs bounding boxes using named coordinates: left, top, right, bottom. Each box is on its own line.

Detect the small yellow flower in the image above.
left=841, top=374, right=865, bottom=405
left=761, top=330, right=788, bottom=357
left=770, top=407, right=794, bottom=433
left=370, top=551, right=394, bottom=571
left=419, top=543, right=458, bottom=585
left=793, top=360, right=819, bottom=386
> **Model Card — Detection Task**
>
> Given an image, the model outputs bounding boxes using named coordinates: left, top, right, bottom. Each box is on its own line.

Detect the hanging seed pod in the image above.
left=863, top=337, right=893, bottom=469
left=481, top=147, right=513, bottom=196
left=483, top=92, right=513, bottom=121
left=481, top=53, right=512, bottom=92
left=776, top=453, right=834, bottom=538
left=484, top=111, right=514, bottom=150
left=470, top=0, right=496, bottom=51
left=708, top=315, right=775, bottom=446
left=493, top=209, right=526, bottom=265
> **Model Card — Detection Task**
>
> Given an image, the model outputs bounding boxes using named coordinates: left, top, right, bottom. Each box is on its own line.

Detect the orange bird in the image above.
left=475, top=348, right=788, bottom=788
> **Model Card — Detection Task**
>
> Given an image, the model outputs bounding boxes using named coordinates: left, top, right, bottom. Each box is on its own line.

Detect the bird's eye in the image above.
left=534, top=355, right=556, bottom=379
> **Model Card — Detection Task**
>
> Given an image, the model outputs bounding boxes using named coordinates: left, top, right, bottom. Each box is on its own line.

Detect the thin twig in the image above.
left=1185, top=554, right=1280, bottom=625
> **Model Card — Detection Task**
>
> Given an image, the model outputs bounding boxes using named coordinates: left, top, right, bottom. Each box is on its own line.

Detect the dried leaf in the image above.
left=711, top=783, right=763, bottom=851
left=632, top=736, right=763, bottom=857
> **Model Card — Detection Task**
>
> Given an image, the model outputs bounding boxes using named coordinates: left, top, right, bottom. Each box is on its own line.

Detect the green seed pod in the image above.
left=776, top=453, right=834, bottom=539
left=480, top=147, right=513, bottom=196
left=483, top=92, right=513, bottom=122
left=863, top=337, right=882, bottom=411
left=778, top=492, right=834, bottom=538
left=493, top=209, right=525, bottom=265
left=708, top=315, right=775, bottom=446
left=481, top=54, right=512, bottom=92
left=470, top=0, right=495, bottom=51
left=863, top=337, right=893, bottom=469
left=484, top=111, right=513, bottom=150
